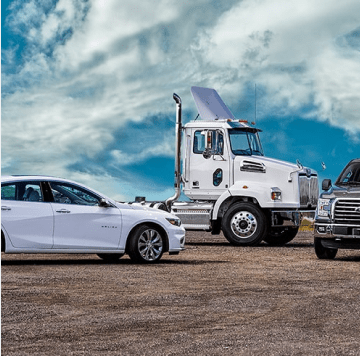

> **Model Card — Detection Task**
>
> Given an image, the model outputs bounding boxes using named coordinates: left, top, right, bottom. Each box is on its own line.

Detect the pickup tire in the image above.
left=221, top=203, right=268, bottom=246
left=263, top=227, right=299, bottom=246
left=314, top=237, right=338, bottom=259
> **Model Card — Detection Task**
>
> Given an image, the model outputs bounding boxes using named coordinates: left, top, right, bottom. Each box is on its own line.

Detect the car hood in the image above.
left=321, top=185, right=360, bottom=199
left=115, top=201, right=175, bottom=218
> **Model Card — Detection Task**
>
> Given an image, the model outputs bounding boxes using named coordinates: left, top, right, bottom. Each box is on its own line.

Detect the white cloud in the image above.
left=199, top=0, right=360, bottom=133
left=2, top=0, right=360, bottom=199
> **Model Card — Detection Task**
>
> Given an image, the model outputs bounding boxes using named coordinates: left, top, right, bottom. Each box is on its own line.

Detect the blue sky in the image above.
left=2, top=0, right=360, bottom=201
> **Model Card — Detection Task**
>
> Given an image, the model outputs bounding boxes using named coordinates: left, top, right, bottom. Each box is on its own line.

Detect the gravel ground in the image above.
left=2, top=231, right=360, bottom=355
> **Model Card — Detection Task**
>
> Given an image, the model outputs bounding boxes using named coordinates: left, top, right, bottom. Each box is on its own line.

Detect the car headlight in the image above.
left=166, top=217, right=182, bottom=227
left=317, top=198, right=331, bottom=217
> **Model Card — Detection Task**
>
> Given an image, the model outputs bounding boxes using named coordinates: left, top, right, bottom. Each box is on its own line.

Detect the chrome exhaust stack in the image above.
left=165, top=93, right=182, bottom=210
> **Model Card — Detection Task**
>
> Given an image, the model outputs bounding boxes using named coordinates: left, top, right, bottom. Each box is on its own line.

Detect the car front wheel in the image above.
left=128, top=225, right=164, bottom=263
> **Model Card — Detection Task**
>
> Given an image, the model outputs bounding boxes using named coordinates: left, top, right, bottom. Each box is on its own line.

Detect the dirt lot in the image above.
left=2, top=231, right=360, bottom=355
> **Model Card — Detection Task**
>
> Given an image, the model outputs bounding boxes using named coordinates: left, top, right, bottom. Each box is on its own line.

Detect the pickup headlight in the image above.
left=317, top=198, right=331, bottom=217
left=166, top=217, right=182, bottom=227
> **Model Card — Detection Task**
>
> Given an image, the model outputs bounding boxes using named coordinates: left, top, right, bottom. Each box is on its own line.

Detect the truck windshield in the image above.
left=228, top=129, right=264, bottom=156
left=336, top=162, right=360, bottom=186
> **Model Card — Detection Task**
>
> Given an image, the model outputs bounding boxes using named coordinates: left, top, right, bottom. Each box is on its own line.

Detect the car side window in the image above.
left=49, top=182, right=100, bottom=206
left=1, top=184, right=16, bottom=200
left=1, top=182, right=43, bottom=202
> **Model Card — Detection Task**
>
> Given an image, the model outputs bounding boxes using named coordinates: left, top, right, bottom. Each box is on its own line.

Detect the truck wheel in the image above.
left=314, top=237, right=337, bottom=259
left=263, top=227, right=299, bottom=246
left=221, top=203, right=268, bottom=246
left=128, top=225, right=164, bottom=263
left=97, top=253, right=124, bottom=262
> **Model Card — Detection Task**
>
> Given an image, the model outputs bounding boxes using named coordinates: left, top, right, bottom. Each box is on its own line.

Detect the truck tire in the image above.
left=221, top=203, right=268, bottom=246
left=314, top=237, right=337, bottom=259
left=263, top=227, right=299, bottom=246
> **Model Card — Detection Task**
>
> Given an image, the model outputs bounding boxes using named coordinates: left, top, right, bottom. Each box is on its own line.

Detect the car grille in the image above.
left=299, top=174, right=319, bottom=208
left=334, top=199, right=360, bottom=225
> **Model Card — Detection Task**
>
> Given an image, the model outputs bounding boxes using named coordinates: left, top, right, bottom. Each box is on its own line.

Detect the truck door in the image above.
left=185, top=128, right=230, bottom=199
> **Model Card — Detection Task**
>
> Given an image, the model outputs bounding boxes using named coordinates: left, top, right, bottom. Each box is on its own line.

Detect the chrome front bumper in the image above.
left=315, top=223, right=360, bottom=239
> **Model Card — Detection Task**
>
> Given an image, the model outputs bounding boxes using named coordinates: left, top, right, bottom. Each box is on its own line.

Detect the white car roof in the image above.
left=1, top=175, right=71, bottom=183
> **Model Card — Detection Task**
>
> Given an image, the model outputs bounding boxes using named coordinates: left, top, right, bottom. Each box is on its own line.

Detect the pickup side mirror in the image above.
left=322, top=179, right=332, bottom=191
left=99, top=198, right=111, bottom=208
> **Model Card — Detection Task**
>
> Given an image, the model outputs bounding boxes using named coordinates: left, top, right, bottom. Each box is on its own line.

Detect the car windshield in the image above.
left=228, top=129, right=264, bottom=156
left=336, top=162, right=360, bottom=186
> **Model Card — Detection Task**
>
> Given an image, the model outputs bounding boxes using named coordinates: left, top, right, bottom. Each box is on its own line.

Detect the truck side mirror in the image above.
left=203, top=148, right=212, bottom=159
left=322, top=179, right=332, bottom=191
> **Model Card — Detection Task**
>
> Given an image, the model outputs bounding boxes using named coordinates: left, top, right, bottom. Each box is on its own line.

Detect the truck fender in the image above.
left=212, top=190, right=232, bottom=220
left=212, top=182, right=270, bottom=220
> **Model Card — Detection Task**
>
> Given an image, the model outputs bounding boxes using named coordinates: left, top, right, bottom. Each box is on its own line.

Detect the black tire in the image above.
left=128, top=225, right=164, bottom=263
left=314, top=237, right=337, bottom=260
left=97, top=253, right=124, bottom=262
left=263, top=227, right=299, bottom=246
left=1, top=231, right=5, bottom=253
left=221, top=203, right=268, bottom=246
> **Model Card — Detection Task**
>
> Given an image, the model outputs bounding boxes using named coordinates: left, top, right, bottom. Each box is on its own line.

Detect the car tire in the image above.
left=128, top=225, right=164, bottom=263
left=97, top=253, right=124, bottom=262
left=314, top=237, right=338, bottom=259
left=263, top=227, right=299, bottom=246
left=221, top=202, right=268, bottom=246
left=1, top=231, right=5, bottom=253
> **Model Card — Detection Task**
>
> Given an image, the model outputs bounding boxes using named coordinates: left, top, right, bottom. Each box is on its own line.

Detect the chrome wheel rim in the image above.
left=230, top=211, right=258, bottom=238
left=138, top=229, right=163, bottom=261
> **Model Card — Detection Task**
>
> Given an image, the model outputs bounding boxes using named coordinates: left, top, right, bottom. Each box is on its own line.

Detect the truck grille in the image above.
left=299, top=174, right=319, bottom=208
left=334, top=199, right=360, bottom=224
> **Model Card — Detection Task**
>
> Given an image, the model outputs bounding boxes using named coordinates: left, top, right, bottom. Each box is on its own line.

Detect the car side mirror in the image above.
left=322, top=179, right=332, bottom=191
left=99, top=198, right=111, bottom=207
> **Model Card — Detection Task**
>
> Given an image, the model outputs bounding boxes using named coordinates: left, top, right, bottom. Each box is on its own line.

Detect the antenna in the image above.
left=254, top=83, right=257, bottom=125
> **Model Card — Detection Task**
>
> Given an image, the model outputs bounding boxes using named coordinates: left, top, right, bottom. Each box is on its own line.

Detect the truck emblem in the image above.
left=355, top=207, right=360, bottom=213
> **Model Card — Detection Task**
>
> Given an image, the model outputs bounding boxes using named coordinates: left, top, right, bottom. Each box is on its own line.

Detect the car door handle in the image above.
left=55, top=209, right=71, bottom=213
left=1, top=206, right=11, bottom=211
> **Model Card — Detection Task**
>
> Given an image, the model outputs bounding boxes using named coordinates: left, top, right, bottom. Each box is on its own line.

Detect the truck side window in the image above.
left=193, top=130, right=224, bottom=155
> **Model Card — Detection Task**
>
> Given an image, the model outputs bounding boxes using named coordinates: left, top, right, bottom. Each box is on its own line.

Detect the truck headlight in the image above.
left=166, top=217, right=182, bottom=227
left=271, top=187, right=282, bottom=201
left=317, top=198, right=330, bottom=217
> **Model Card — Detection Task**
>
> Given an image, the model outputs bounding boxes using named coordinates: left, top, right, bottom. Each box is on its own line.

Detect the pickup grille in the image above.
left=334, top=199, right=360, bottom=225
left=299, top=174, right=319, bottom=208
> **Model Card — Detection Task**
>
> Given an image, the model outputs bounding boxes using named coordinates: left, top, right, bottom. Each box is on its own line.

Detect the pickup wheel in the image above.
left=263, top=227, right=299, bottom=246
left=97, top=253, right=124, bottom=262
left=314, top=237, right=338, bottom=259
left=128, top=225, right=164, bottom=263
left=221, top=203, right=268, bottom=246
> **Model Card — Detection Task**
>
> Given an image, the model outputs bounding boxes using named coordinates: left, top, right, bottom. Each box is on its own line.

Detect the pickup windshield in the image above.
left=228, top=129, right=264, bottom=156
left=336, top=162, right=360, bottom=186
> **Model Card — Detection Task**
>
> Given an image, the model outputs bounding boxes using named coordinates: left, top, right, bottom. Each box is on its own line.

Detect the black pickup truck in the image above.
left=314, top=158, right=360, bottom=259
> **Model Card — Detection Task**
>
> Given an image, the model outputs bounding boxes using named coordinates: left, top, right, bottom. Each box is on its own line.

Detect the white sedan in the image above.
left=1, top=176, right=185, bottom=263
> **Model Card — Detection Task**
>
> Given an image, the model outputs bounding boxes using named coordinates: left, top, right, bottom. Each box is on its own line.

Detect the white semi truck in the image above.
left=134, top=87, right=319, bottom=246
